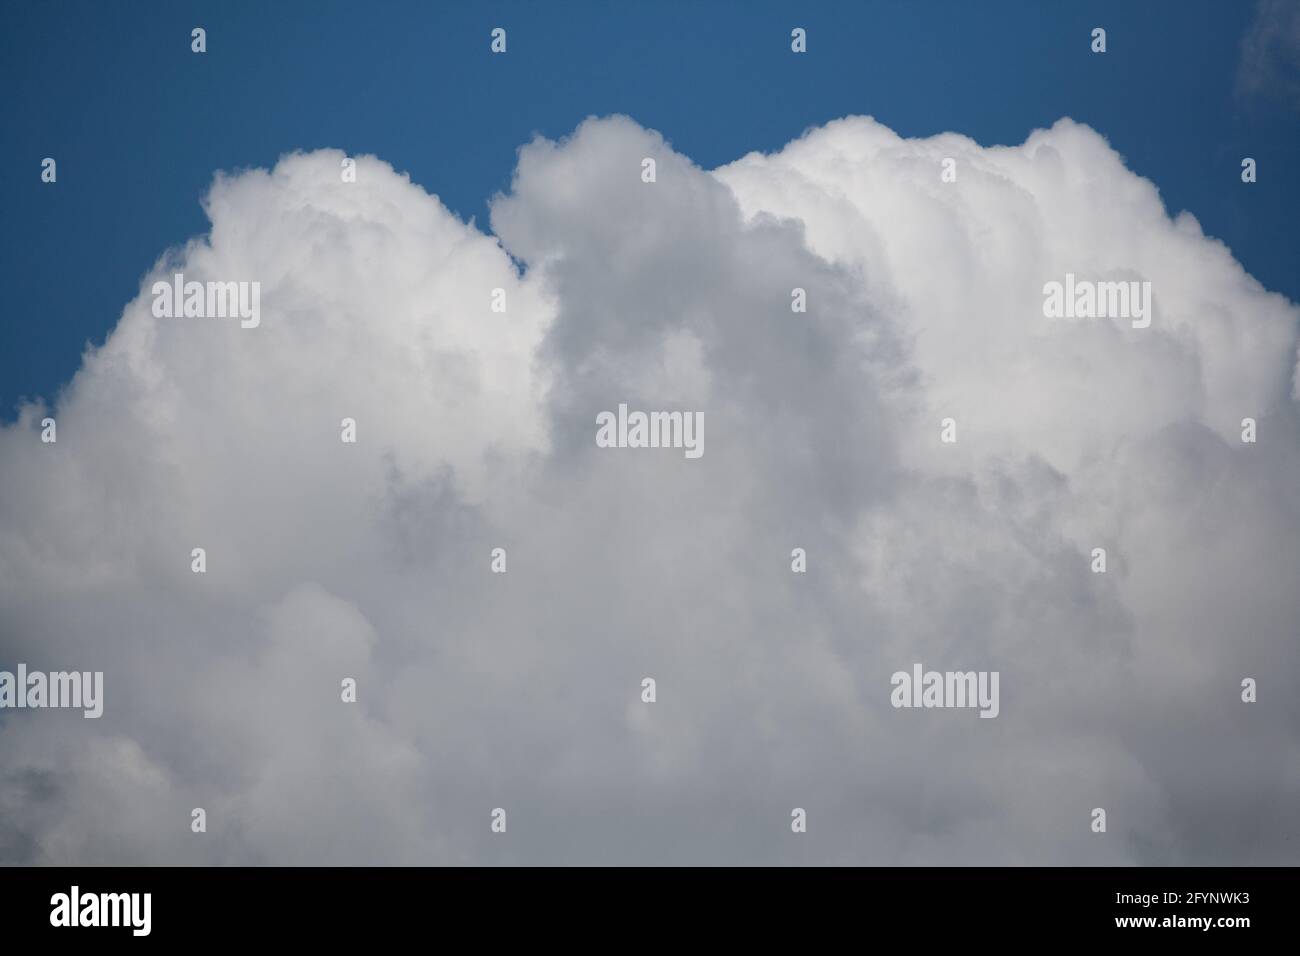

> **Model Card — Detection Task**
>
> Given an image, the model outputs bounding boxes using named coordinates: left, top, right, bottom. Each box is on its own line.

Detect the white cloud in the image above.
left=1, top=116, right=1297, bottom=864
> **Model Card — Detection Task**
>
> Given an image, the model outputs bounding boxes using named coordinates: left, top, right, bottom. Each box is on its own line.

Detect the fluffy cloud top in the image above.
left=1, top=114, right=1297, bottom=864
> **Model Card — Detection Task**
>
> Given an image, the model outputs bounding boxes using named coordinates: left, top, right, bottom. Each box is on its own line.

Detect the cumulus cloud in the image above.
left=1, top=114, right=1297, bottom=864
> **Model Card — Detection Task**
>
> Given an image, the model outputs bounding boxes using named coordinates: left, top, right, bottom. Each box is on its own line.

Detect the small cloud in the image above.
left=1237, top=0, right=1300, bottom=110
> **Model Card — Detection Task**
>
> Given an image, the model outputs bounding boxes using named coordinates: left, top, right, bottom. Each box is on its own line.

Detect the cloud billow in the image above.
left=0, top=114, right=1296, bottom=864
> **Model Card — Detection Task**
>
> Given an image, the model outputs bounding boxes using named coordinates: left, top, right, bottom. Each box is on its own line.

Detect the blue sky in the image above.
left=3, top=1, right=1300, bottom=869
left=2, top=0, right=1296, bottom=418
